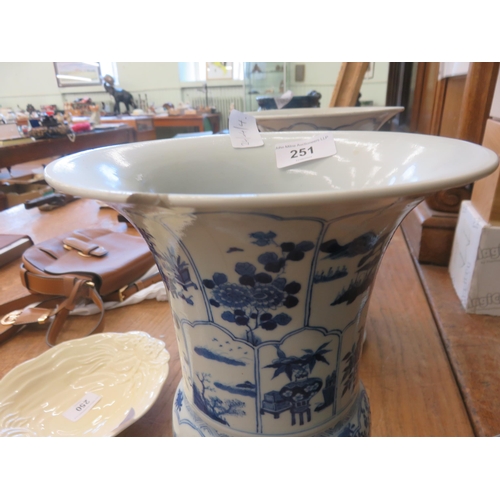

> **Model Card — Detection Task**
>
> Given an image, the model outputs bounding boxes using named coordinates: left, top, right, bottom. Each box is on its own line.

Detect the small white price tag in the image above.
left=275, top=133, right=337, bottom=169
left=274, top=90, right=293, bottom=109
left=63, top=392, right=102, bottom=422
left=229, top=109, right=264, bottom=149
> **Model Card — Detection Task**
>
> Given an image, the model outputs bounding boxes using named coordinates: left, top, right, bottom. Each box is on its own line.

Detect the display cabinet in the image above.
left=243, top=62, right=288, bottom=112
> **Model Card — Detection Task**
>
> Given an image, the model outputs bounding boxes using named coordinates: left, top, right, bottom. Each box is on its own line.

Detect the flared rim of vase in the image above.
left=44, top=131, right=499, bottom=209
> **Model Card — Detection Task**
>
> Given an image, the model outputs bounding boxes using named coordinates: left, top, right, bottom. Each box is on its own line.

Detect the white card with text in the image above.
left=229, top=110, right=264, bottom=148
left=63, top=392, right=102, bottom=422
left=275, top=133, right=337, bottom=169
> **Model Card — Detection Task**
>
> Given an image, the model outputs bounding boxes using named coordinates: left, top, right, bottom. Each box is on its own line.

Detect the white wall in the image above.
left=0, top=62, right=389, bottom=111
left=0, top=62, right=183, bottom=111
left=110, top=62, right=182, bottom=107
left=360, top=62, right=390, bottom=106
left=287, top=62, right=342, bottom=103
left=0, top=62, right=65, bottom=109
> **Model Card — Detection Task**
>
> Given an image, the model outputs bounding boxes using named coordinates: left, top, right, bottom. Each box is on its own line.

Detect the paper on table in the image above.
left=62, top=392, right=102, bottom=422
left=275, top=90, right=293, bottom=109
left=112, top=408, right=136, bottom=434
left=70, top=265, right=168, bottom=316
left=229, top=110, right=263, bottom=149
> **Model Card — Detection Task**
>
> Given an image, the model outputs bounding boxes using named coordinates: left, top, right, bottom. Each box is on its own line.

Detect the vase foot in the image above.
left=172, top=382, right=371, bottom=437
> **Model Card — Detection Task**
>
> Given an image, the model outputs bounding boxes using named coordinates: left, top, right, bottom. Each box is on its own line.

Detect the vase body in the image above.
left=248, top=106, right=404, bottom=133
left=44, top=130, right=499, bottom=436
left=116, top=195, right=421, bottom=437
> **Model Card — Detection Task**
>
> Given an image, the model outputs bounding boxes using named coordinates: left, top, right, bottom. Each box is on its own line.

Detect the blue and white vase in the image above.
left=45, top=131, right=499, bottom=437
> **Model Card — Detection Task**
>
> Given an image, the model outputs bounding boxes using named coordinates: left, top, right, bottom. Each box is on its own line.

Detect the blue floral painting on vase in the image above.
left=202, top=231, right=315, bottom=346
left=160, top=246, right=198, bottom=305
left=136, top=223, right=198, bottom=306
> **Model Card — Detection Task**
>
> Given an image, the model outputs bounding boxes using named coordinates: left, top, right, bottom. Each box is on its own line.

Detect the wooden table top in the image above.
left=153, top=113, right=221, bottom=128
left=0, top=199, right=482, bottom=436
left=0, top=127, right=137, bottom=170
left=153, top=113, right=220, bottom=121
left=406, top=240, right=500, bottom=437
left=100, top=115, right=153, bottom=121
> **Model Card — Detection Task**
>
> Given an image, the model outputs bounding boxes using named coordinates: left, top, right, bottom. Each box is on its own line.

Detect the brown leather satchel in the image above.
left=0, top=228, right=162, bottom=346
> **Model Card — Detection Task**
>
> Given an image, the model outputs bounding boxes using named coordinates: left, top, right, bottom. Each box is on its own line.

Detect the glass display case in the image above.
left=243, top=62, right=288, bottom=112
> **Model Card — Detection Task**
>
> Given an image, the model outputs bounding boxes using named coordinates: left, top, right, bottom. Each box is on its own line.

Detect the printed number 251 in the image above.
left=291, top=147, right=313, bottom=159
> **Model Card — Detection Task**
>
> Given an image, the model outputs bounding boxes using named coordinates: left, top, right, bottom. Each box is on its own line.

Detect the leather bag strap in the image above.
left=0, top=293, right=53, bottom=344
left=0, top=272, right=162, bottom=347
left=0, top=282, right=104, bottom=347
left=45, top=279, right=105, bottom=347
left=21, top=265, right=90, bottom=297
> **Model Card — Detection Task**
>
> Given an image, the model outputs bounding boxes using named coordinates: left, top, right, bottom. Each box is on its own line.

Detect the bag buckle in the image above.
left=1, top=310, right=22, bottom=325
left=1, top=309, right=51, bottom=326
left=118, top=285, right=128, bottom=302
left=63, top=238, right=107, bottom=257
left=37, top=313, right=50, bottom=324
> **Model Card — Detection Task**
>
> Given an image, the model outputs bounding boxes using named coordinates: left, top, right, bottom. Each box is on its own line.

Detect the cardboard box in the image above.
left=449, top=201, right=500, bottom=315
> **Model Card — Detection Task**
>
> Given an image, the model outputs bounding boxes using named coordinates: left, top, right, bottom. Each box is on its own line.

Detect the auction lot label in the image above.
left=275, top=133, right=336, bottom=169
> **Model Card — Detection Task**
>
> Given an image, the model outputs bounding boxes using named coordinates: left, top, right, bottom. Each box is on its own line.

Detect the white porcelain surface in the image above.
left=0, top=331, right=170, bottom=437
left=45, top=131, right=499, bottom=209
left=247, top=106, right=404, bottom=132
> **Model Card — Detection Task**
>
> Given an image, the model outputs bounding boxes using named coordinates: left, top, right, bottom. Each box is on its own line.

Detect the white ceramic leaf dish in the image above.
left=247, top=106, right=404, bottom=132
left=0, top=331, right=170, bottom=437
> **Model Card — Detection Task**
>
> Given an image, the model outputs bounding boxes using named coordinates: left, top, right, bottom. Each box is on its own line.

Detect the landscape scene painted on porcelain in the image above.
left=144, top=211, right=393, bottom=433
left=173, top=381, right=371, bottom=437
